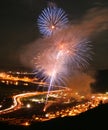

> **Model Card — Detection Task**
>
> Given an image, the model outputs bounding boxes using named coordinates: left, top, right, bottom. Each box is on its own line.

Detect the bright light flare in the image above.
left=51, top=25, right=55, bottom=29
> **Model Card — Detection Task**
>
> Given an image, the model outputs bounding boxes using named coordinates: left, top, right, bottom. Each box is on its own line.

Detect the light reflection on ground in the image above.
left=0, top=89, right=108, bottom=126
left=0, top=71, right=108, bottom=126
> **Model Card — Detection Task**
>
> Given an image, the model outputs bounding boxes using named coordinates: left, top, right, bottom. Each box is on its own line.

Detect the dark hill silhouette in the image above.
left=0, top=103, right=108, bottom=130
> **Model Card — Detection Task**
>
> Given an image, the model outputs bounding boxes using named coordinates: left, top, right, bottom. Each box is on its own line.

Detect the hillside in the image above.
left=0, top=103, right=107, bottom=130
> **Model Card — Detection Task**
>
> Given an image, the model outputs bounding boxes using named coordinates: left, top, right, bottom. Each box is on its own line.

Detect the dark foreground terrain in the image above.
left=0, top=103, right=107, bottom=130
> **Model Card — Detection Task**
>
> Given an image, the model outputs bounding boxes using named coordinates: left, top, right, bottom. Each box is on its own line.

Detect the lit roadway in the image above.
left=0, top=92, right=36, bottom=114
left=0, top=89, right=108, bottom=125
left=0, top=90, right=65, bottom=115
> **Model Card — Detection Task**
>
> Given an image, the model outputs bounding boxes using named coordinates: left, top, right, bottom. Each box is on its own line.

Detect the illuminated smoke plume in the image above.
left=32, top=28, right=92, bottom=86
left=20, top=7, right=108, bottom=91
left=66, top=71, right=96, bottom=96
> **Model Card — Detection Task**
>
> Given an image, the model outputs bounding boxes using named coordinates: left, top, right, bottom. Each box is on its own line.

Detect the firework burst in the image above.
left=33, top=27, right=93, bottom=86
left=20, top=5, right=108, bottom=110
left=37, top=5, right=68, bottom=36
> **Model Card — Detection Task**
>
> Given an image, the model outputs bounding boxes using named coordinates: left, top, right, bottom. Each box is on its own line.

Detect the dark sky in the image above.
left=0, top=0, right=108, bottom=71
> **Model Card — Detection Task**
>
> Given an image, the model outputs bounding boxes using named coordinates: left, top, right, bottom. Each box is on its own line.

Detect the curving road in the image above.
left=0, top=89, right=65, bottom=115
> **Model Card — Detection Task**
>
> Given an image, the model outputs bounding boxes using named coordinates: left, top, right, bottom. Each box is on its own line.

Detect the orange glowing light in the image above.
left=21, top=122, right=30, bottom=126
left=51, top=25, right=55, bottom=29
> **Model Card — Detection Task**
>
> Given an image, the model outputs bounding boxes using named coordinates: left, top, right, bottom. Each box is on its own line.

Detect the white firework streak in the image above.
left=33, top=28, right=93, bottom=87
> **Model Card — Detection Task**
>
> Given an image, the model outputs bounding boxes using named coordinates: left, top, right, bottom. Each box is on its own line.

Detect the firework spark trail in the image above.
left=44, top=69, right=55, bottom=106
left=20, top=7, right=108, bottom=110
left=34, top=26, right=93, bottom=111
left=44, top=49, right=65, bottom=106
left=33, top=30, right=93, bottom=82
left=20, top=7, right=108, bottom=71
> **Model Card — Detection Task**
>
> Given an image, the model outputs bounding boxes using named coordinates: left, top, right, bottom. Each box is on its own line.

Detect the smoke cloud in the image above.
left=66, top=71, right=96, bottom=96
left=19, top=7, right=108, bottom=94
left=20, top=7, right=108, bottom=68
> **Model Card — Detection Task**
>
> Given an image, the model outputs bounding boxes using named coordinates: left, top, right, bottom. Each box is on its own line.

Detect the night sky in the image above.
left=0, top=0, right=108, bottom=71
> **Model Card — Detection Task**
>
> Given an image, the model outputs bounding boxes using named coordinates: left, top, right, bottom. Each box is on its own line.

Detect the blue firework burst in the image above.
left=37, top=6, right=68, bottom=36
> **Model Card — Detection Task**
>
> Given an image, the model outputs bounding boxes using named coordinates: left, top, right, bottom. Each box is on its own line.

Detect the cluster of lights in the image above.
left=0, top=72, right=45, bottom=86
left=33, top=92, right=108, bottom=122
